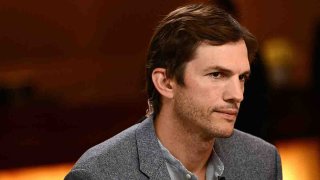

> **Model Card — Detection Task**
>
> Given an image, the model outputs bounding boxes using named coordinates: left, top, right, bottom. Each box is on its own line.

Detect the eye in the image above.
left=239, top=74, right=249, bottom=82
left=208, top=72, right=222, bottom=78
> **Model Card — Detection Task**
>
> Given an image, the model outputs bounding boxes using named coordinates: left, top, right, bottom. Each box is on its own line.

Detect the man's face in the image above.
left=172, top=40, right=250, bottom=139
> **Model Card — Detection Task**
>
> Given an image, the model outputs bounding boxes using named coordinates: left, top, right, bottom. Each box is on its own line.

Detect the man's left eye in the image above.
left=239, top=74, right=249, bottom=82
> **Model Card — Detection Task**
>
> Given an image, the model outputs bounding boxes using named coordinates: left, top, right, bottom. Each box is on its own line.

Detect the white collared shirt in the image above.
left=158, top=139, right=224, bottom=180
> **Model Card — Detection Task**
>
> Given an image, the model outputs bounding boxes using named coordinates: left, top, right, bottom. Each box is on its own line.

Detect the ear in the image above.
left=152, top=68, right=174, bottom=99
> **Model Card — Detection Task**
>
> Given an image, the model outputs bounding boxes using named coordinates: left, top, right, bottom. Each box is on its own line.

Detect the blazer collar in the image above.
left=135, top=116, right=171, bottom=179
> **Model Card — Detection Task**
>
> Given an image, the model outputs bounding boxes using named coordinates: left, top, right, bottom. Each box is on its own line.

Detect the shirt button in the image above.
left=186, top=174, right=192, bottom=179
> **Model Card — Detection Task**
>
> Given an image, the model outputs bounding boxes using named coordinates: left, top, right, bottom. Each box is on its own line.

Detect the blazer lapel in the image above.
left=214, top=138, right=227, bottom=177
left=136, top=117, right=171, bottom=179
left=214, top=130, right=238, bottom=179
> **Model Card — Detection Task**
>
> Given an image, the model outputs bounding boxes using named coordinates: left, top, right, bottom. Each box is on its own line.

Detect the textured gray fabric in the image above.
left=215, top=130, right=282, bottom=179
left=65, top=117, right=282, bottom=180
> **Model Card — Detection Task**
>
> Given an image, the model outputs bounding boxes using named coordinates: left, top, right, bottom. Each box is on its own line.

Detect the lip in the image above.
left=214, top=109, right=238, bottom=121
left=216, top=109, right=238, bottom=115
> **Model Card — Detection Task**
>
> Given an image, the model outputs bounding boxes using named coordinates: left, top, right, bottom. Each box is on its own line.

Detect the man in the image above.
left=65, top=3, right=282, bottom=180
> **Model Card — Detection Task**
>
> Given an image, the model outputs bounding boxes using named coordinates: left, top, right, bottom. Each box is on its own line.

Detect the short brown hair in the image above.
left=146, top=3, right=258, bottom=117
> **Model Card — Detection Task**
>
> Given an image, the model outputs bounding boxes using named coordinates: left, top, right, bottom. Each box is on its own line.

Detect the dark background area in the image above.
left=0, top=0, right=319, bottom=170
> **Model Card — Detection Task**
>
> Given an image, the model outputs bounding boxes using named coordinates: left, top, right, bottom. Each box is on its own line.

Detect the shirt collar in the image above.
left=157, top=139, right=224, bottom=180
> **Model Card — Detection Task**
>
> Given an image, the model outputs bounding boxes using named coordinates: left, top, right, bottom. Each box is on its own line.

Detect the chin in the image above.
left=211, top=126, right=235, bottom=138
left=217, top=129, right=234, bottom=138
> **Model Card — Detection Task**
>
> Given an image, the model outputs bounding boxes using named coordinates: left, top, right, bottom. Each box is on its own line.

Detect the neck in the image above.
left=154, top=109, right=214, bottom=174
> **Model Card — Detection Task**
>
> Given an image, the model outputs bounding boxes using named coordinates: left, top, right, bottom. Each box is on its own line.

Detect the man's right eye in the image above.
left=208, top=72, right=222, bottom=78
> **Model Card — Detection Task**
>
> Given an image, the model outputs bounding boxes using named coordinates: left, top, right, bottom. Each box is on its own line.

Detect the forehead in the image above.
left=187, top=40, right=250, bottom=73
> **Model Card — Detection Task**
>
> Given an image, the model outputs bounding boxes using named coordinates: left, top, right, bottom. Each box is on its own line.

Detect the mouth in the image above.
left=214, top=109, right=238, bottom=121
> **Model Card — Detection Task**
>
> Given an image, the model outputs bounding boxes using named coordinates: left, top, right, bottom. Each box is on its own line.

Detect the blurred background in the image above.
left=0, top=0, right=319, bottom=179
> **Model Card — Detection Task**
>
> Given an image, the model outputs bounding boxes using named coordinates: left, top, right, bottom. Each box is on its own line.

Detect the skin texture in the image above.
left=153, top=39, right=250, bottom=179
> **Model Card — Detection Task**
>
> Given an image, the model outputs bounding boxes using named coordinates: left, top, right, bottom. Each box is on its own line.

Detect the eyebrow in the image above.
left=204, top=65, right=251, bottom=76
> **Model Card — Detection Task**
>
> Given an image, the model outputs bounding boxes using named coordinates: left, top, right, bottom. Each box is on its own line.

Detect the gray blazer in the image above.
left=65, top=117, right=282, bottom=179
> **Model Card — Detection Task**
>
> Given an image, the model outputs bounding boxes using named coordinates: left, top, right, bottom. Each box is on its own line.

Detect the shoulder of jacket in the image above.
left=217, top=129, right=277, bottom=155
left=233, top=129, right=275, bottom=149
left=71, top=123, right=141, bottom=172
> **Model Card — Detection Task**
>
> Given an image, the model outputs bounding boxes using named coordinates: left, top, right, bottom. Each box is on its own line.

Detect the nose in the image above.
left=223, top=77, right=244, bottom=104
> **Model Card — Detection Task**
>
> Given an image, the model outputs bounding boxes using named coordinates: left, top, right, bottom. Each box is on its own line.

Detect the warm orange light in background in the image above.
left=0, top=163, right=72, bottom=180
left=0, top=139, right=319, bottom=180
left=276, top=138, right=320, bottom=180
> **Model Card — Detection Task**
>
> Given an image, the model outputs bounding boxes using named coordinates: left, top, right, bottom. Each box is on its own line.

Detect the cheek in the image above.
left=184, top=76, right=225, bottom=103
left=198, top=84, right=224, bottom=100
left=187, top=88, right=223, bottom=109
